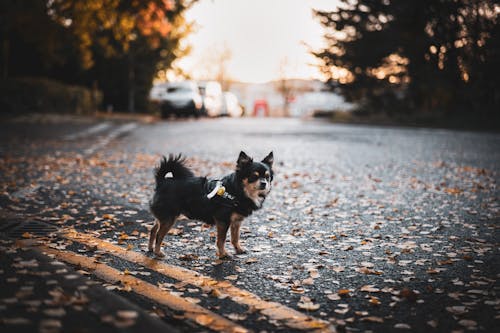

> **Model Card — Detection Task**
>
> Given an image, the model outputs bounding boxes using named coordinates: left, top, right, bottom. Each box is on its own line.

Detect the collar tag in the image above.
left=207, top=181, right=236, bottom=203
left=207, top=181, right=223, bottom=199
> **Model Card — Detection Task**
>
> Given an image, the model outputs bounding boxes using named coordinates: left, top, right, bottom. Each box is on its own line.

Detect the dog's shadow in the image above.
left=208, top=257, right=239, bottom=280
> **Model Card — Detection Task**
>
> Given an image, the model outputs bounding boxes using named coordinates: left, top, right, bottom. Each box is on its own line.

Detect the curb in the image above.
left=0, top=244, right=180, bottom=333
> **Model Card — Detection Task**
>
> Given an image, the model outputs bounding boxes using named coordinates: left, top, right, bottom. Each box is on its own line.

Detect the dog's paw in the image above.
left=154, top=250, right=165, bottom=258
left=217, top=251, right=231, bottom=259
left=234, top=247, right=247, bottom=255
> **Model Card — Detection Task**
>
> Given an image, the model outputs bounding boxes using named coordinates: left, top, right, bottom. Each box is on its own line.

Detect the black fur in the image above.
left=150, top=152, right=273, bottom=223
left=149, top=151, right=274, bottom=257
left=154, top=154, right=194, bottom=188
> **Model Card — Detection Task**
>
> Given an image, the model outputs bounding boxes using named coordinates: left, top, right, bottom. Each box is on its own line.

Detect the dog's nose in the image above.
left=259, top=181, right=267, bottom=190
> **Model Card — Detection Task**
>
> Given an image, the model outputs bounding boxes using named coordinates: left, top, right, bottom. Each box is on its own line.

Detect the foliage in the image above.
left=0, top=0, right=195, bottom=112
left=0, top=0, right=72, bottom=78
left=0, top=77, right=102, bottom=114
left=314, top=0, right=499, bottom=116
left=274, top=58, right=295, bottom=117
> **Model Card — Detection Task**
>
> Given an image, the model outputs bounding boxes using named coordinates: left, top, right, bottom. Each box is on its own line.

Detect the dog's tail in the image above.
left=154, top=154, right=194, bottom=187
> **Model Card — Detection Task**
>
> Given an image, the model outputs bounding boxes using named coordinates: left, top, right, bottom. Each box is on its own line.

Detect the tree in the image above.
left=196, top=43, right=233, bottom=91
left=275, top=57, right=295, bottom=117
left=313, top=0, right=499, bottom=116
left=1, top=0, right=196, bottom=112
left=48, top=0, right=196, bottom=112
left=0, top=0, right=72, bottom=79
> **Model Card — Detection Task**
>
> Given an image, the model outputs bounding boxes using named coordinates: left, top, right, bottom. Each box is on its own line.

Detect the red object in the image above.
left=253, top=99, right=269, bottom=117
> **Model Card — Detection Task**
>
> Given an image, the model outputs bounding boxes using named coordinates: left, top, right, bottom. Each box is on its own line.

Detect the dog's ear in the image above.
left=261, top=151, right=274, bottom=168
left=237, top=151, right=252, bottom=170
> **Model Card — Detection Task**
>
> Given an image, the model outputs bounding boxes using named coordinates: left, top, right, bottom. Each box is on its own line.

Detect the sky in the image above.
left=175, top=0, right=341, bottom=83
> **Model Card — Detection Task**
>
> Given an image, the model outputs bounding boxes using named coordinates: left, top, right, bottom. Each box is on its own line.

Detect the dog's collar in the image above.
left=207, top=180, right=250, bottom=212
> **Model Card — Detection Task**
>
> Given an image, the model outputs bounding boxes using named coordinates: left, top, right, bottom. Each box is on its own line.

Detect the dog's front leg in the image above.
left=230, top=213, right=246, bottom=254
left=216, top=221, right=231, bottom=258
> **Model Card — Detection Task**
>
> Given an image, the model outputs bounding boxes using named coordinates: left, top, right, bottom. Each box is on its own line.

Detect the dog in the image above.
left=149, top=151, right=274, bottom=258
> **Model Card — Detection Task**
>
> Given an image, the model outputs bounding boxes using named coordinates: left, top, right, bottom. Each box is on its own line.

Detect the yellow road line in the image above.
left=35, top=244, right=248, bottom=333
left=61, top=229, right=336, bottom=332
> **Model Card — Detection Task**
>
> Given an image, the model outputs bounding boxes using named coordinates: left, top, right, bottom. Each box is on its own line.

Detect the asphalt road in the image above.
left=1, top=115, right=499, bottom=332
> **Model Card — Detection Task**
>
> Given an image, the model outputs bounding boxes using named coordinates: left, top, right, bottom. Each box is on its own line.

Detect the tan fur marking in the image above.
left=242, top=178, right=268, bottom=208
left=230, top=213, right=245, bottom=254
left=242, top=178, right=260, bottom=205
left=216, top=221, right=230, bottom=258
left=150, top=218, right=176, bottom=257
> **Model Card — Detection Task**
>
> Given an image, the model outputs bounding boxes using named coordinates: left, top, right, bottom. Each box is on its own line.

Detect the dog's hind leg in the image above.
left=148, top=220, right=160, bottom=252
left=154, top=217, right=176, bottom=258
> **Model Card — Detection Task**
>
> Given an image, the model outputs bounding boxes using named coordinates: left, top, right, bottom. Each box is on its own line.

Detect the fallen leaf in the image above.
left=361, top=316, right=384, bottom=323
left=185, top=297, right=201, bottom=304
left=400, top=288, right=418, bottom=302
left=334, top=307, right=349, bottom=315
left=298, top=301, right=320, bottom=311
left=458, top=319, right=477, bottom=328
left=302, top=277, right=314, bottom=285
left=360, top=285, right=380, bottom=293
left=337, top=289, right=351, bottom=297
left=227, top=313, right=248, bottom=321
left=394, top=323, right=412, bottom=329
left=1, top=317, right=31, bottom=325
left=194, top=314, right=214, bottom=326
left=327, top=293, right=341, bottom=301
left=116, top=310, right=139, bottom=320
left=446, top=306, right=467, bottom=315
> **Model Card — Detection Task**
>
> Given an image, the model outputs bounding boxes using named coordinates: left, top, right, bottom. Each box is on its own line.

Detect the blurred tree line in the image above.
left=0, top=0, right=195, bottom=112
left=314, top=0, right=499, bottom=119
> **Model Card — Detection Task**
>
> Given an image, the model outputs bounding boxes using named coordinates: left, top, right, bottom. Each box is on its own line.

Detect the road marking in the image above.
left=64, top=122, right=113, bottom=140
left=33, top=244, right=248, bottom=333
left=83, top=122, right=137, bottom=156
left=10, top=184, right=41, bottom=200
left=8, top=122, right=137, bottom=201
left=61, top=229, right=336, bottom=332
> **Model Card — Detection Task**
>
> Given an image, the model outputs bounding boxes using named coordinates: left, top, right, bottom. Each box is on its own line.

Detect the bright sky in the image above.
left=176, top=0, right=341, bottom=83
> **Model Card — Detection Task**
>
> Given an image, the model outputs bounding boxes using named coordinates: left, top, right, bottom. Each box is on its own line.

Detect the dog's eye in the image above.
left=247, top=175, right=258, bottom=182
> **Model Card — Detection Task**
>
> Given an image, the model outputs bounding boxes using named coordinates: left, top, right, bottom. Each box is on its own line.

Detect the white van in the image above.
left=150, top=81, right=203, bottom=118
left=198, top=81, right=223, bottom=117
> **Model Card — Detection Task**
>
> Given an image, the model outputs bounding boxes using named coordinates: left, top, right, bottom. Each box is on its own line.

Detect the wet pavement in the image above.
left=1, top=115, right=499, bottom=332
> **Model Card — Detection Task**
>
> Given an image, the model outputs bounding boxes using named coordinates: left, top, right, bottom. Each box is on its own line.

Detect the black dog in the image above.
left=149, top=151, right=274, bottom=258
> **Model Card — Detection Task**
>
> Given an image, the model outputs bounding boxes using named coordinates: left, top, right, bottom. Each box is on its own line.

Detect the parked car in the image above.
left=150, top=81, right=203, bottom=118
left=222, top=92, right=243, bottom=117
left=198, top=81, right=223, bottom=117
left=149, top=83, right=167, bottom=103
